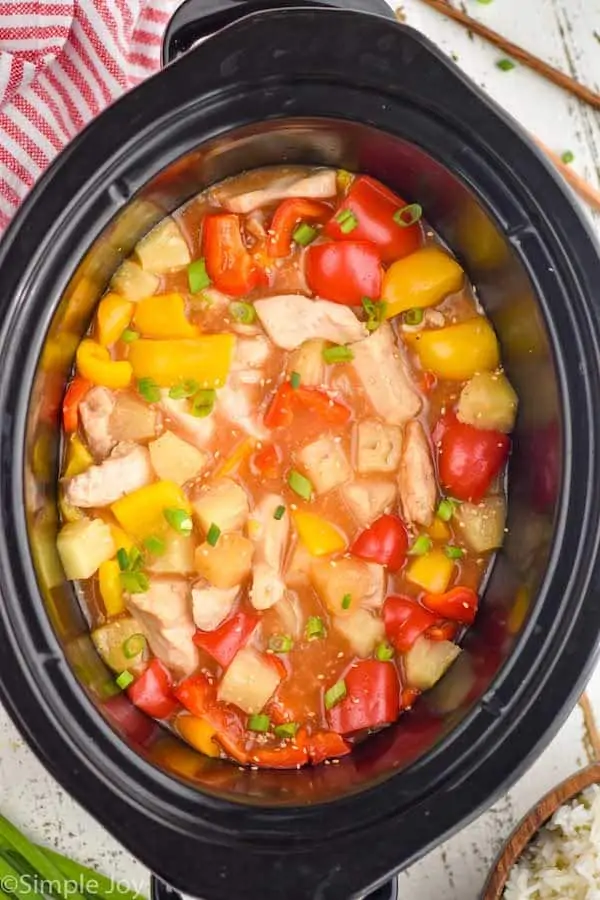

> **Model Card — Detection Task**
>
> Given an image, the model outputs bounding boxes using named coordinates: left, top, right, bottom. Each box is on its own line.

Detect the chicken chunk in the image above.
left=217, top=647, right=282, bottom=714
left=79, top=386, right=116, bottom=460
left=398, top=420, right=436, bottom=527
left=126, top=578, right=199, bottom=678
left=233, top=335, right=271, bottom=371
left=254, top=295, right=367, bottom=350
left=149, top=431, right=209, bottom=485
left=192, top=478, right=250, bottom=535
left=351, top=323, right=421, bottom=425
left=285, top=540, right=314, bottom=586
left=160, top=392, right=216, bottom=450
left=192, top=583, right=239, bottom=632
left=355, top=420, right=403, bottom=474
left=297, top=436, right=352, bottom=495
left=218, top=382, right=269, bottom=440
left=340, top=480, right=397, bottom=526
left=109, top=393, right=161, bottom=444
left=223, top=170, right=337, bottom=214
left=249, top=494, right=289, bottom=610
left=63, top=443, right=153, bottom=508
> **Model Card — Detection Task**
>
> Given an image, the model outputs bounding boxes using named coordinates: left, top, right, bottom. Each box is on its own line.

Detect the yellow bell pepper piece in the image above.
left=406, top=317, right=499, bottom=381
left=151, top=737, right=204, bottom=778
left=128, top=335, right=234, bottom=388
left=428, top=518, right=451, bottom=542
left=98, top=559, right=126, bottom=616
left=111, top=480, right=192, bottom=541
left=76, top=339, right=133, bottom=389
left=215, top=437, right=255, bottom=477
left=382, top=247, right=464, bottom=318
left=407, top=549, right=454, bottom=594
left=177, top=715, right=220, bottom=758
left=109, top=524, right=134, bottom=552
left=134, top=293, right=198, bottom=339
left=64, top=434, right=94, bottom=478
left=508, top=585, right=530, bottom=635
left=293, top=510, right=347, bottom=557
left=40, top=331, right=79, bottom=373
left=97, top=293, right=134, bottom=346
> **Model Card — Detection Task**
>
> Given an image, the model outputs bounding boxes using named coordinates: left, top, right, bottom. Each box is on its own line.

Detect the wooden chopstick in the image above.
left=534, top=139, right=600, bottom=213
left=415, top=0, right=600, bottom=112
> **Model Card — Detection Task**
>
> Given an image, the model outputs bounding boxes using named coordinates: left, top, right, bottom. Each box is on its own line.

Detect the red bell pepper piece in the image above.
left=327, top=660, right=400, bottom=735
left=252, top=443, right=281, bottom=479
left=425, top=620, right=459, bottom=642
left=307, top=731, right=351, bottom=765
left=174, top=672, right=216, bottom=718
left=295, top=386, right=351, bottom=425
left=203, top=213, right=263, bottom=296
left=420, top=370, right=437, bottom=394
left=193, top=610, right=259, bottom=668
left=209, top=706, right=249, bottom=764
left=422, top=586, right=479, bottom=626
left=62, top=376, right=92, bottom=433
left=305, top=241, right=383, bottom=306
left=325, top=176, right=422, bottom=263
left=127, top=659, right=178, bottom=720
left=383, top=595, right=439, bottom=653
left=438, top=413, right=511, bottom=502
left=350, top=514, right=409, bottom=572
left=263, top=382, right=296, bottom=429
left=399, top=687, right=420, bottom=711
left=103, top=693, right=157, bottom=746
left=250, top=743, right=309, bottom=769
left=267, top=198, right=331, bottom=258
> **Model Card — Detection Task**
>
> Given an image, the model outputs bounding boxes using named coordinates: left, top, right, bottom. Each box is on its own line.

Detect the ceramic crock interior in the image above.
left=25, top=119, right=559, bottom=804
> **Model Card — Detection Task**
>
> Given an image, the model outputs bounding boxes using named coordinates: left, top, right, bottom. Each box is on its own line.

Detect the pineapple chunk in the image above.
left=147, top=533, right=196, bottom=575
left=192, top=478, right=249, bottom=534
left=297, top=436, right=352, bottom=495
left=355, top=420, right=402, bottom=474
left=57, top=518, right=115, bottom=580
left=194, top=533, right=254, bottom=589
left=334, top=609, right=385, bottom=657
left=110, top=259, right=159, bottom=301
left=217, top=647, right=281, bottom=714
left=340, top=480, right=397, bottom=526
left=135, top=218, right=191, bottom=274
left=92, top=617, right=146, bottom=673
left=149, top=431, right=209, bottom=485
left=404, top=637, right=461, bottom=691
left=457, top=371, right=517, bottom=433
left=285, top=540, right=313, bottom=585
left=287, top=339, right=327, bottom=387
left=311, top=558, right=385, bottom=616
left=454, top=495, right=507, bottom=553
left=110, top=394, right=160, bottom=444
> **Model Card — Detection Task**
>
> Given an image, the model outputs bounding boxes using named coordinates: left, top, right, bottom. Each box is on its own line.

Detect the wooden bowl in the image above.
left=481, top=762, right=600, bottom=898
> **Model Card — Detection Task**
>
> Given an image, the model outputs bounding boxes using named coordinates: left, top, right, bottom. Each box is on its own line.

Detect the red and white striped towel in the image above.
left=0, top=0, right=181, bottom=232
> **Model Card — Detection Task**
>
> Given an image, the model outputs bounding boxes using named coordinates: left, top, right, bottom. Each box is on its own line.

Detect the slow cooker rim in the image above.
left=4, top=11, right=596, bottom=900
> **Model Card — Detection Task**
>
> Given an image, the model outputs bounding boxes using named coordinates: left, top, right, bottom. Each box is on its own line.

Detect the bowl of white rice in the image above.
left=482, top=763, right=600, bottom=900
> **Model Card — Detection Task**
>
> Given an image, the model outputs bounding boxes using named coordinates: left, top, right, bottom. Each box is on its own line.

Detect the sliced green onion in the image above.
left=444, top=545, right=465, bottom=560
left=230, top=301, right=256, bottom=324
left=143, top=535, right=166, bottom=556
left=293, top=223, right=318, bottom=246
left=334, top=208, right=359, bottom=234
left=206, top=522, right=221, bottom=547
left=122, top=633, right=147, bottom=660
left=436, top=498, right=456, bottom=522
left=164, top=507, right=193, bottom=535
left=323, top=344, right=354, bottom=364
left=268, top=634, right=294, bottom=653
left=290, top=371, right=301, bottom=390
left=116, top=547, right=129, bottom=571
left=188, top=258, right=211, bottom=294
left=324, top=680, right=347, bottom=710
left=408, top=534, right=433, bottom=556
left=248, top=714, right=271, bottom=733
left=120, top=570, right=149, bottom=594
left=116, top=670, right=134, bottom=690
left=191, top=388, right=216, bottom=418
left=476, top=0, right=493, bottom=4
left=361, top=296, right=387, bottom=332
left=561, top=150, right=575, bottom=164
left=128, top=546, right=143, bottom=570
left=169, top=379, right=200, bottom=400
left=393, top=203, right=423, bottom=227
left=496, top=58, right=516, bottom=71
left=273, top=504, right=286, bottom=521
left=137, top=377, right=161, bottom=403
left=375, top=642, right=394, bottom=662
left=274, top=722, right=299, bottom=739
left=341, top=593, right=352, bottom=610
left=121, top=329, right=139, bottom=343
left=403, top=307, right=424, bottom=326
left=288, top=469, right=313, bottom=501
left=305, top=615, right=326, bottom=641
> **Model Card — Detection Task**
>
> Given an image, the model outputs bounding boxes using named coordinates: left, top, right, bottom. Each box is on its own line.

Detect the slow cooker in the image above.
left=1, top=1, right=600, bottom=898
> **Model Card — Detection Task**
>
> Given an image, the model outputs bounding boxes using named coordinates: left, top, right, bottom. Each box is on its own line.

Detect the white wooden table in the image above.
left=1, top=1, right=600, bottom=898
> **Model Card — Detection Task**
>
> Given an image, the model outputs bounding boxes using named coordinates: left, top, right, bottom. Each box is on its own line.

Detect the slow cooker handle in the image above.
left=161, top=0, right=395, bottom=65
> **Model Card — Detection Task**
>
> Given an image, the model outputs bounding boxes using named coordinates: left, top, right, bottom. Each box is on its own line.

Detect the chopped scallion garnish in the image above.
left=361, top=296, right=387, bottom=332
left=334, top=208, right=359, bottom=233
left=561, top=150, right=575, bottom=164
left=116, top=670, right=134, bottom=690
left=293, top=223, right=318, bottom=246
left=274, top=722, right=299, bottom=739
left=496, top=58, right=516, bottom=71
left=273, top=504, right=286, bottom=521
left=143, top=535, right=166, bottom=556
left=393, top=203, right=423, bottom=227
left=403, top=307, right=424, bottom=326
left=163, top=507, right=193, bottom=536
left=436, top=498, right=456, bottom=522
left=188, top=258, right=211, bottom=294
left=290, top=371, right=301, bottom=390
left=230, top=301, right=256, bottom=324
left=305, top=616, right=326, bottom=641
left=248, top=714, right=271, bottom=733
left=121, top=329, right=139, bottom=343
left=444, top=545, right=464, bottom=560
left=268, top=633, right=294, bottom=653
left=137, top=377, right=161, bottom=403
left=206, top=522, right=221, bottom=547
left=375, top=642, right=394, bottom=662
left=408, top=534, right=433, bottom=556
left=169, top=379, right=200, bottom=400
left=191, top=388, right=216, bottom=418
left=324, top=680, right=347, bottom=710
left=116, top=547, right=129, bottom=572
left=288, top=469, right=313, bottom=501
left=323, top=344, right=354, bottom=364
left=120, top=570, right=149, bottom=594
left=341, top=593, right=352, bottom=610
left=122, top=633, right=147, bottom=659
